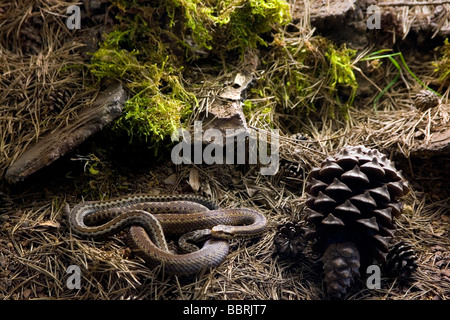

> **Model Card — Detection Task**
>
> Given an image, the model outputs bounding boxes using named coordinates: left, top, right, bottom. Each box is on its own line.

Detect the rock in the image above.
left=22, top=288, right=32, bottom=299
left=188, top=167, right=200, bottom=192
left=5, top=81, right=127, bottom=183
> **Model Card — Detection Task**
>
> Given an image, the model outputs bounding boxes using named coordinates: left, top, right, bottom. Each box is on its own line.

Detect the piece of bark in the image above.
left=201, top=49, right=259, bottom=143
left=5, top=81, right=127, bottom=183
left=411, top=125, right=450, bottom=157
left=202, top=81, right=250, bottom=142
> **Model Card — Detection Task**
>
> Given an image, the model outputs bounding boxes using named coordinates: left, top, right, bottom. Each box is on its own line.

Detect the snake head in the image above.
left=211, top=225, right=235, bottom=239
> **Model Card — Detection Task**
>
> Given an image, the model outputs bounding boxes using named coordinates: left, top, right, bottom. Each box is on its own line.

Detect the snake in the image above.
left=65, top=194, right=267, bottom=275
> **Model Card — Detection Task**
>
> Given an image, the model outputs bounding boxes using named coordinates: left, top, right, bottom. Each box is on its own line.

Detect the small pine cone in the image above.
left=322, top=242, right=360, bottom=299
left=279, top=159, right=303, bottom=180
left=385, top=241, right=418, bottom=278
left=414, top=90, right=440, bottom=110
left=274, top=222, right=306, bottom=259
left=47, top=89, right=72, bottom=112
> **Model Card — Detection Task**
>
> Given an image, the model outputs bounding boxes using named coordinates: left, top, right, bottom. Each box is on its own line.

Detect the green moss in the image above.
left=162, top=0, right=291, bottom=54
left=433, top=38, right=450, bottom=83
left=210, top=0, right=291, bottom=52
left=325, top=44, right=358, bottom=110
left=111, top=0, right=290, bottom=56
left=88, top=0, right=291, bottom=149
left=115, top=82, right=194, bottom=146
left=243, top=100, right=273, bottom=126
left=89, top=47, right=143, bottom=81
left=241, top=32, right=359, bottom=131
left=88, top=13, right=197, bottom=147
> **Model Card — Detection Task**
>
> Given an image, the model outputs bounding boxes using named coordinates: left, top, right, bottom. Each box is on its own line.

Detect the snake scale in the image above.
left=66, top=195, right=267, bottom=275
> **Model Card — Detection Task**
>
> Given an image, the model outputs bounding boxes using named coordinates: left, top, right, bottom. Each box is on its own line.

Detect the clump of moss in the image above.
left=89, top=0, right=291, bottom=149
left=209, top=0, right=291, bottom=52
left=245, top=30, right=359, bottom=130
left=113, top=0, right=290, bottom=56
left=325, top=44, right=358, bottom=109
left=242, top=100, right=274, bottom=127
left=161, top=0, right=290, bottom=54
left=433, top=38, right=450, bottom=84
left=89, top=18, right=196, bottom=148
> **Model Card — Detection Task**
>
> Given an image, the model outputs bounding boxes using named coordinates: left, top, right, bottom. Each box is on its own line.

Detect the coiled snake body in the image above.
left=66, top=195, right=267, bottom=275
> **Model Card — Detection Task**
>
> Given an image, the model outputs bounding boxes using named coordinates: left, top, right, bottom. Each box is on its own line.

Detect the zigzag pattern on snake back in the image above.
left=65, top=194, right=268, bottom=275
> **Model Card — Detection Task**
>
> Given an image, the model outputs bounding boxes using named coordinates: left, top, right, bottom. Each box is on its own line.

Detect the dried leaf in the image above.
left=189, top=167, right=200, bottom=192
left=36, top=220, right=60, bottom=229
left=163, top=173, right=177, bottom=185
left=246, top=187, right=259, bottom=197
left=23, top=288, right=31, bottom=299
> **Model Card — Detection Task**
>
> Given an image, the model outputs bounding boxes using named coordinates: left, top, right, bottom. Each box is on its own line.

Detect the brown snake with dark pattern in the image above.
left=65, top=195, right=267, bottom=274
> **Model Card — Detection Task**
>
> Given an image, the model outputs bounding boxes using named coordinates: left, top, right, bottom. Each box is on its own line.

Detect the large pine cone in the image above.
left=305, top=145, right=409, bottom=298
